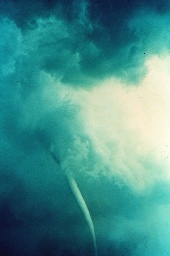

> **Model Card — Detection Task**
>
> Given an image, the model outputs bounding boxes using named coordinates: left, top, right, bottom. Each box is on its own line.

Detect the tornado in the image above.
left=65, top=172, right=98, bottom=256
left=50, top=147, right=98, bottom=256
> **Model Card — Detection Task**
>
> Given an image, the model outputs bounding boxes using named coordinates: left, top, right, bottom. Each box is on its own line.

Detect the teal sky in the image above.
left=0, top=1, right=170, bottom=255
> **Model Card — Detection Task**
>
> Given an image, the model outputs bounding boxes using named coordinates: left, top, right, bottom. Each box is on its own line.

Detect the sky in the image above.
left=0, top=0, right=170, bottom=255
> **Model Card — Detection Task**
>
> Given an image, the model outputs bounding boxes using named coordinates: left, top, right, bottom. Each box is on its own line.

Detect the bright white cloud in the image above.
left=63, top=55, right=170, bottom=192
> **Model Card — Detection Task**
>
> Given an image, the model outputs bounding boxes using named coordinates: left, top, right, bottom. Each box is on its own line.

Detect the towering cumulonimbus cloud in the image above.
left=1, top=0, right=170, bottom=255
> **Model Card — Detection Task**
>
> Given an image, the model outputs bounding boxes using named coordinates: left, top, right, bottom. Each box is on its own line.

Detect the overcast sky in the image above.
left=0, top=0, right=170, bottom=255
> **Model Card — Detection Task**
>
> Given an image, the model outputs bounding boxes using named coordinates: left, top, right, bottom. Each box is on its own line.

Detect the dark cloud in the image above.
left=1, top=0, right=170, bottom=85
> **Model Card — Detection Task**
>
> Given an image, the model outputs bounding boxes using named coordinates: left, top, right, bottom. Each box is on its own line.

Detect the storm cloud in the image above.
left=1, top=0, right=170, bottom=255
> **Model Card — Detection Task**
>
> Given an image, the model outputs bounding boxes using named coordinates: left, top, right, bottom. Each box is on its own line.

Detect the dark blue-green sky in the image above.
left=1, top=0, right=170, bottom=255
